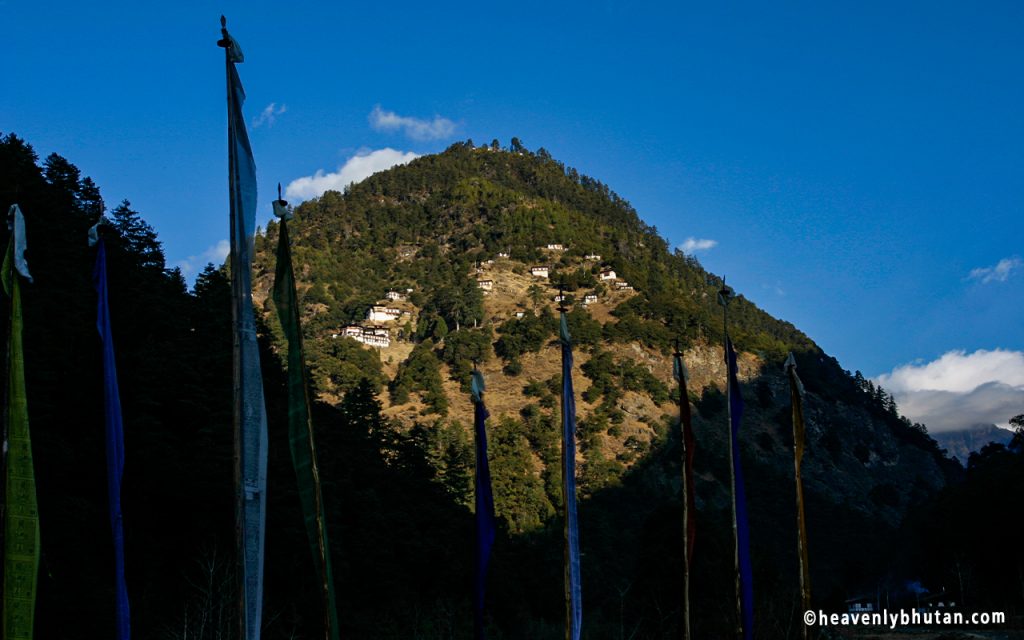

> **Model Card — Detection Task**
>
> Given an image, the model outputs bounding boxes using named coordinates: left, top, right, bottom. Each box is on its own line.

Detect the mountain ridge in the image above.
left=251, top=139, right=957, bottom=548
left=931, top=423, right=1015, bottom=463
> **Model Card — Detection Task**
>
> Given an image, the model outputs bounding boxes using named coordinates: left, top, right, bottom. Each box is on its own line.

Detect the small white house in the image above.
left=553, top=294, right=566, bottom=302
left=584, top=253, right=602, bottom=261
left=385, top=290, right=404, bottom=301
left=599, top=268, right=617, bottom=281
left=342, top=325, right=363, bottom=338
left=615, top=281, right=633, bottom=290
left=583, top=294, right=598, bottom=305
left=497, top=251, right=510, bottom=258
left=477, top=279, right=494, bottom=291
left=546, top=243, right=565, bottom=251
left=514, top=311, right=526, bottom=319
left=531, top=266, right=550, bottom=278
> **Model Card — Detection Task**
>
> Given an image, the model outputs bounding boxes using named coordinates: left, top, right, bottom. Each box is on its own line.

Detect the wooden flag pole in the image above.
left=719, top=281, right=743, bottom=640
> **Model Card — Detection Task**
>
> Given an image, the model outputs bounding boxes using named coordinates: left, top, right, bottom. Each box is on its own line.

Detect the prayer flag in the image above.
left=2, top=205, right=39, bottom=640
left=92, top=230, right=131, bottom=640
left=271, top=202, right=339, bottom=640
left=219, top=21, right=269, bottom=640
left=785, top=353, right=811, bottom=617
left=470, top=370, right=496, bottom=639
left=726, top=338, right=753, bottom=640
left=559, top=312, right=582, bottom=640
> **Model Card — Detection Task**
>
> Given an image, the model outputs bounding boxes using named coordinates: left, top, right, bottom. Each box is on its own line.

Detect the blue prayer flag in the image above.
left=726, top=338, right=754, bottom=639
left=93, top=238, right=131, bottom=640
left=560, top=313, right=582, bottom=640
left=471, top=371, right=496, bottom=639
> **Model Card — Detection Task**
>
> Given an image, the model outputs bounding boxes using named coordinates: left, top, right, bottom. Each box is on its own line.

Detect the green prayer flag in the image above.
left=2, top=235, right=40, bottom=640
left=272, top=208, right=340, bottom=640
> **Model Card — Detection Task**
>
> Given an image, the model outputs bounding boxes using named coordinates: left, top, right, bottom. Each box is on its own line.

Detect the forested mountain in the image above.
left=1, top=132, right=1021, bottom=638
left=248, top=140, right=967, bottom=631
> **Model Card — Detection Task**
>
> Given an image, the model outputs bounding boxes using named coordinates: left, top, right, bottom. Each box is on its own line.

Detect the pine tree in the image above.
left=110, top=200, right=164, bottom=270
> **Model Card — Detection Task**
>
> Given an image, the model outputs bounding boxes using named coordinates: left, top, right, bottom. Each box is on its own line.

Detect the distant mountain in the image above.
left=932, top=424, right=1015, bottom=463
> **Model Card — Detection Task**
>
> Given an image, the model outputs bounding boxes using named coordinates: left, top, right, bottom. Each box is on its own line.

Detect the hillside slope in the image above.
left=252, top=141, right=958, bottom=599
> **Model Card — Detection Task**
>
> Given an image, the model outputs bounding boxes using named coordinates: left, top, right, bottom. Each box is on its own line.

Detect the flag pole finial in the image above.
left=717, top=276, right=734, bottom=307
left=272, top=185, right=291, bottom=220
left=557, top=287, right=568, bottom=314
left=217, top=16, right=231, bottom=48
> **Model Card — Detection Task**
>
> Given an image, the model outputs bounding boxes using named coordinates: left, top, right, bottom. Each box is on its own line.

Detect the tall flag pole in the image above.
left=558, top=295, right=582, bottom=640
left=270, top=191, right=339, bottom=640
left=673, top=340, right=696, bottom=640
left=2, top=204, right=39, bottom=640
left=785, top=353, right=811, bottom=639
left=218, top=17, right=269, bottom=640
left=90, top=220, right=131, bottom=640
left=470, top=366, right=496, bottom=640
left=719, top=282, right=753, bottom=640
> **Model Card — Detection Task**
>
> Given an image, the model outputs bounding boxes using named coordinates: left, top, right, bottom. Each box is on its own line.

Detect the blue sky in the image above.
left=4, top=1, right=1023, bottom=429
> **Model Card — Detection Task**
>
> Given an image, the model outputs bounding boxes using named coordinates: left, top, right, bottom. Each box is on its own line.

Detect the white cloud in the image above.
left=679, top=237, right=718, bottom=253
left=875, top=349, right=1024, bottom=432
left=967, top=257, right=1021, bottom=284
left=284, top=148, right=420, bottom=201
left=176, top=239, right=230, bottom=280
left=369, top=105, right=456, bottom=141
left=253, top=102, right=287, bottom=128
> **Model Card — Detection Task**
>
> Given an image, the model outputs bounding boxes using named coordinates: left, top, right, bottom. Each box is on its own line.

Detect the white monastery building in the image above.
left=366, top=305, right=402, bottom=322
left=333, top=325, right=391, bottom=349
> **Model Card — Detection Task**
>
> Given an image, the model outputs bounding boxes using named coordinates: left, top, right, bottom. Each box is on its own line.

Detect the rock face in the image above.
left=253, top=141, right=958, bottom=600
left=932, top=424, right=1015, bottom=464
